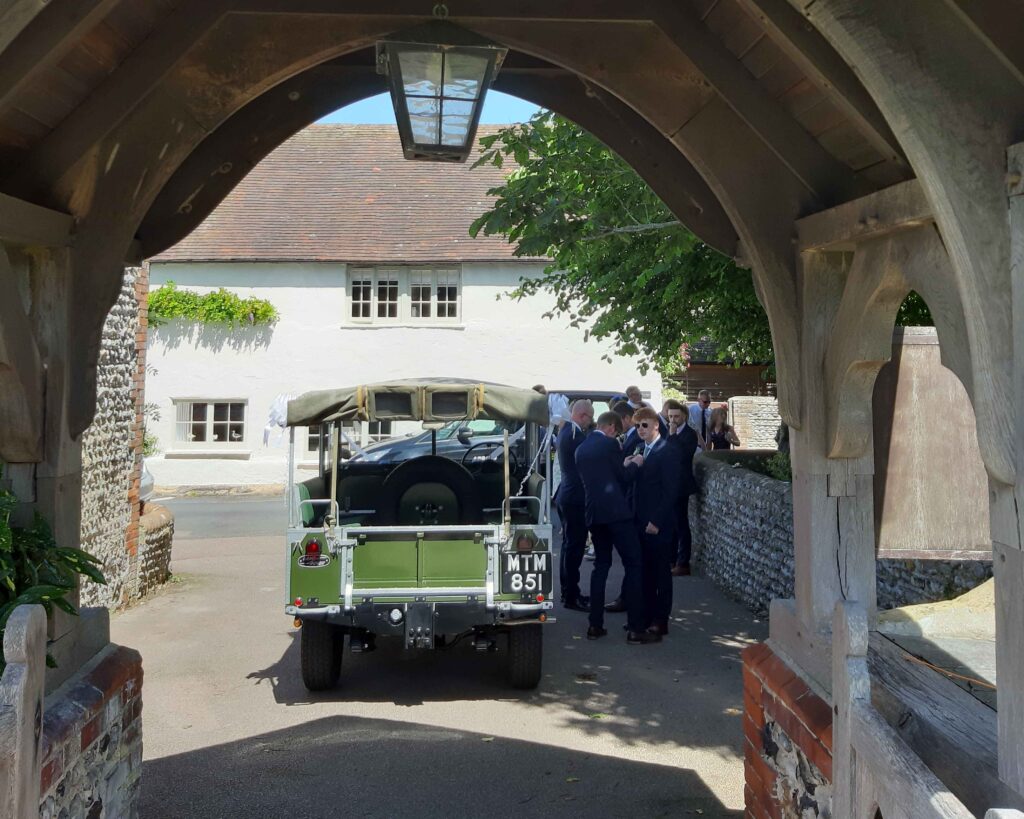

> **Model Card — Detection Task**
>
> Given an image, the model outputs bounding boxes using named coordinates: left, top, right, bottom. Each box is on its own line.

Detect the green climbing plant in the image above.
left=148, top=281, right=279, bottom=328
left=0, top=480, right=106, bottom=673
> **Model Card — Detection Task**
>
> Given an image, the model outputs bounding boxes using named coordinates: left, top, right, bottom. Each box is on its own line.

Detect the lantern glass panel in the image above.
left=442, top=52, right=489, bottom=99
left=398, top=49, right=443, bottom=97
left=441, top=99, right=473, bottom=146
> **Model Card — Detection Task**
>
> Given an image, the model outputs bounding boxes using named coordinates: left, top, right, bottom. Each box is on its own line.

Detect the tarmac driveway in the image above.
left=111, top=496, right=766, bottom=818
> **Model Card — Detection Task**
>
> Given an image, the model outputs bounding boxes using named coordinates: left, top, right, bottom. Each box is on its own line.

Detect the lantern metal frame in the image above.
left=376, top=22, right=508, bottom=163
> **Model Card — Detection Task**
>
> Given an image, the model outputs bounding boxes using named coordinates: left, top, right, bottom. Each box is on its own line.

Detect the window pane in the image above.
left=377, top=277, right=398, bottom=319
left=351, top=276, right=371, bottom=319
left=213, top=403, right=229, bottom=422
left=436, top=272, right=459, bottom=319
left=229, top=423, right=244, bottom=442
left=411, top=272, right=431, bottom=319
left=230, top=403, right=244, bottom=421
left=307, top=428, right=320, bottom=452
left=213, top=422, right=228, bottom=442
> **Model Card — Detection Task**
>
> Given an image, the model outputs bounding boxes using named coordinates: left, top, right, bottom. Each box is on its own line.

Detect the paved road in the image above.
left=113, top=496, right=766, bottom=818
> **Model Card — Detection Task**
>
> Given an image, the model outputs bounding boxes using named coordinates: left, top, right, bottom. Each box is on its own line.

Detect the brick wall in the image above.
left=39, top=645, right=143, bottom=819
left=743, top=643, right=832, bottom=818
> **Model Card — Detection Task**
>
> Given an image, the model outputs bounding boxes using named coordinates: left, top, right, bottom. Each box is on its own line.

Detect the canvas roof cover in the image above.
left=287, top=378, right=549, bottom=427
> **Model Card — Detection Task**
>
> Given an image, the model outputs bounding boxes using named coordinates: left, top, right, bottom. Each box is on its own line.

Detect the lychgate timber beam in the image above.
left=650, top=2, right=864, bottom=205
left=0, top=0, right=49, bottom=54
left=796, top=178, right=933, bottom=251
left=0, top=0, right=124, bottom=116
left=0, top=192, right=74, bottom=247
left=5, top=0, right=232, bottom=199
left=732, top=0, right=906, bottom=166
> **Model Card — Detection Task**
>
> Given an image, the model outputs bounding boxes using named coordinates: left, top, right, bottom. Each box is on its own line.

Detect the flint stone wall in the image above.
left=137, top=504, right=173, bottom=597
left=690, top=456, right=992, bottom=616
left=79, top=268, right=171, bottom=609
left=80, top=270, right=139, bottom=608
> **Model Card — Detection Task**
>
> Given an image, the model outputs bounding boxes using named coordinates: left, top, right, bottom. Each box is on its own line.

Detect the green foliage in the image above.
left=470, top=112, right=774, bottom=374
left=142, top=400, right=160, bottom=456
left=0, top=484, right=106, bottom=673
left=149, top=281, right=279, bottom=328
left=897, top=291, right=933, bottom=326
left=763, top=451, right=792, bottom=482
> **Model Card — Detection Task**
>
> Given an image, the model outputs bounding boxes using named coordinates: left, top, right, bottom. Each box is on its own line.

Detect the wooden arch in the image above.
left=5, top=8, right=874, bottom=439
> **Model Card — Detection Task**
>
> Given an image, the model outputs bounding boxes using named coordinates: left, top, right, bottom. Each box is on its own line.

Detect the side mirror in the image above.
left=457, top=427, right=475, bottom=445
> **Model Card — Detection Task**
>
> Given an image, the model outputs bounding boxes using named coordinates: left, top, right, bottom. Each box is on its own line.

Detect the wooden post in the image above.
left=832, top=600, right=869, bottom=817
left=998, top=141, right=1024, bottom=794
left=0, top=605, right=47, bottom=819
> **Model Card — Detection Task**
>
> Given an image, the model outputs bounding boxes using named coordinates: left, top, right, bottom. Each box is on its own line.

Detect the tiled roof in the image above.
left=152, top=124, right=538, bottom=264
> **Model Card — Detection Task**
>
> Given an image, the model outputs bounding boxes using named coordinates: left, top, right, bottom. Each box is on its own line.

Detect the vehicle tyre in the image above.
left=508, top=624, right=543, bottom=689
left=300, top=620, right=344, bottom=691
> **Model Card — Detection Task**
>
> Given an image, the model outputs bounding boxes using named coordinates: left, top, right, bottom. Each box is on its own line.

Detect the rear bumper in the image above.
left=286, top=599, right=553, bottom=642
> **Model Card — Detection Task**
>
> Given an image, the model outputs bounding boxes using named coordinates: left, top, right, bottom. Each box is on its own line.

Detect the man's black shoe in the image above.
left=604, top=597, right=627, bottom=613
left=626, top=629, right=662, bottom=644
left=586, top=626, right=607, bottom=640
left=564, top=596, right=590, bottom=612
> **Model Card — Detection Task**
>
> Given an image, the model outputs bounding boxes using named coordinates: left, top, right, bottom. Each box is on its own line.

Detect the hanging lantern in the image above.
left=376, top=21, right=507, bottom=163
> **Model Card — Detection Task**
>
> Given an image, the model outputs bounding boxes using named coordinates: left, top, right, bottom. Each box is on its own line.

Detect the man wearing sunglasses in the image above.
left=575, top=411, right=655, bottom=643
left=625, top=407, right=682, bottom=637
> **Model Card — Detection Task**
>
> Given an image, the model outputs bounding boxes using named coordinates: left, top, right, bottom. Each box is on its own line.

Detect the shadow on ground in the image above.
left=247, top=581, right=764, bottom=753
left=142, top=715, right=742, bottom=819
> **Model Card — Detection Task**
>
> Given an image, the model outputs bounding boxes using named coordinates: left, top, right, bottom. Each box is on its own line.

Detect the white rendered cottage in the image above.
left=144, top=124, right=661, bottom=488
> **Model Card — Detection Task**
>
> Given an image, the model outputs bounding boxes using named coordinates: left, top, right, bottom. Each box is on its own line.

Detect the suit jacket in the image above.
left=669, top=424, right=699, bottom=497
left=626, top=437, right=682, bottom=545
left=555, top=422, right=588, bottom=507
left=574, top=431, right=633, bottom=525
left=622, top=428, right=643, bottom=456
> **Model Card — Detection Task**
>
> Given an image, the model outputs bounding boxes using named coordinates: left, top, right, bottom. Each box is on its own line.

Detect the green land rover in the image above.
left=283, top=379, right=554, bottom=691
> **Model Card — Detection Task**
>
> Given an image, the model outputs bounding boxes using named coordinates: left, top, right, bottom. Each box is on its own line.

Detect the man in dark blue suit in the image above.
left=555, top=399, right=594, bottom=611
left=625, top=407, right=682, bottom=635
left=665, top=400, right=699, bottom=576
left=575, top=411, right=658, bottom=643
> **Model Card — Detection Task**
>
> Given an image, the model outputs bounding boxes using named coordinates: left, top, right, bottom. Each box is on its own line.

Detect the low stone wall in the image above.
left=690, top=456, right=794, bottom=616
left=690, top=456, right=992, bottom=616
left=727, top=395, right=780, bottom=450
left=743, top=642, right=833, bottom=817
left=39, top=645, right=143, bottom=819
left=136, top=503, right=174, bottom=598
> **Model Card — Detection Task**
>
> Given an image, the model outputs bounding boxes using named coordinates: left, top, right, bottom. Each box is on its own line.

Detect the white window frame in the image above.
left=346, top=266, right=461, bottom=325
left=173, top=399, right=248, bottom=450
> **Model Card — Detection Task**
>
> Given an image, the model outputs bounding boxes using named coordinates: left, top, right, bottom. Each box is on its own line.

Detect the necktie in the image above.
left=644, top=443, right=652, bottom=458
left=701, top=409, right=707, bottom=442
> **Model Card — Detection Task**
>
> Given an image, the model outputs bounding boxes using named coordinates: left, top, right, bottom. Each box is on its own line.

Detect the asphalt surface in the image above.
left=113, top=495, right=766, bottom=818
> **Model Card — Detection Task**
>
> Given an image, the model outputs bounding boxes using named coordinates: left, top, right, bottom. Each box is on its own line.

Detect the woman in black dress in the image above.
left=706, top=407, right=741, bottom=450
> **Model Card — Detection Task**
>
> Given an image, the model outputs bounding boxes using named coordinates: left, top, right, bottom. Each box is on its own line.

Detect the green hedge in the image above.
left=149, top=281, right=278, bottom=327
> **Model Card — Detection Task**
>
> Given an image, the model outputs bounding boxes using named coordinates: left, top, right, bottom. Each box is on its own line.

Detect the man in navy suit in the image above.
left=665, top=400, right=699, bottom=576
left=625, top=407, right=682, bottom=635
left=555, top=399, right=594, bottom=611
left=574, top=411, right=658, bottom=643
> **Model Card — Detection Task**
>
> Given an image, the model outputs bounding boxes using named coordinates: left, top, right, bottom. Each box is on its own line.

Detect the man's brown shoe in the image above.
left=627, top=630, right=662, bottom=644
left=649, top=620, right=669, bottom=636
left=671, top=563, right=691, bottom=577
left=604, top=597, right=627, bottom=613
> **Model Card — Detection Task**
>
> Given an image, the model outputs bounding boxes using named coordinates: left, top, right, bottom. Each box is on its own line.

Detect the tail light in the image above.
left=305, top=540, right=321, bottom=558
left=515, top=535, right=533, bottom=552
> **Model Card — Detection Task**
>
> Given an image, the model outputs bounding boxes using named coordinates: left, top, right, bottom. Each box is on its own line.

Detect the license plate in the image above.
left=501, top=552, right=552, bottom=595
